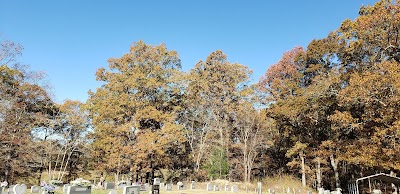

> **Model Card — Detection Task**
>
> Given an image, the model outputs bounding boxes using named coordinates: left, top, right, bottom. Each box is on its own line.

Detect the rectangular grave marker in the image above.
left=31, top=186, right=41, bottom=193
left=206, top=183, right=213, bottom=191
left=214, top=184, right=219, bottom=191
left=165, top=184, right=172, bottom=191
left=122, top=186, right=140, bottom=194
left=66, top=186, right=91, bottom=194
left=104, top=183, right=115, bottom=190
left=231, top=185, right=238, bottom=193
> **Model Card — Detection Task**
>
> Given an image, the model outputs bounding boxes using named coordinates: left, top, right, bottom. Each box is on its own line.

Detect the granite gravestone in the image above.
left=66, top=186, right=91, bottom=194
left=231, top=185, right=239, bottom=193
left=122, top=186, right=140, bottom=194
left=206, top=183, right=213, bottom=191
left=63, top=185, right=71, bottom=193
left=104, top=183, right=115, bottom=190
left=31, top=186, right=41, bottom=193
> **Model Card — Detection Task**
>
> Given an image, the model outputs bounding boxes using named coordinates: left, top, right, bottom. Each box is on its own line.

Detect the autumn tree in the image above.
left=87, top=41, right=187, bottom=182
left=181, top=50, right=251, bottom=179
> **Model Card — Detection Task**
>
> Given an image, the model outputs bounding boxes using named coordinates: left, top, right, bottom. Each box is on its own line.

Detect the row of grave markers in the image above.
left=0, top=182, right=324, bottom=194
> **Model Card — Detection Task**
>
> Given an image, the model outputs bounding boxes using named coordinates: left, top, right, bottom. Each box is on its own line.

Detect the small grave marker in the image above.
left=31, top=186, right=41, bottom=193
left=214, top=184, right=219, bottom=191
left=231, top=185, right=238, bottom=193
left=206, top=183, right=213, bottom=191
left=165, top=184, right=172, bottom=191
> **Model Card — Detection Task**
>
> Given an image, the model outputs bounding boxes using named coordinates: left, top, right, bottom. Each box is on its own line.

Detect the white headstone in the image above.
left=224, top=184, right=229, bottom=191
left=108, top=190, right=117, bottom=194
left=231, top=185, right=239, bottom=193
left=63, top=185, right=71, bottom=193
left=190, top=181, right=195, bottom=189
left=177, top=182, right=184, bottom=190
left=153, top=178, right=161, bottom=186
left=122, top=186, right=140, bottom=194
left=257, top=182, right=262, bottom=194
left=214, top=184, right=219, bottom=191
left=31, top=186, right=41, bottom=193
left=165, top=184, right=172, bottom=191
left=13, top=184, right=27, bottom=194
left=206, top=183, right=213, bottom=191
left=159, top=183, right=164, bottom=190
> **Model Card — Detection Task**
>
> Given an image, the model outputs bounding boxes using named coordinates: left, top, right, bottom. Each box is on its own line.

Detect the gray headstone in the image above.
left=165, top=184, right=172, bottom=191
left=66, top=186, right=91, bottom=194
left=126, top=181, right=131, bottom=186
left=214, top=184, right=219, bottom=191
left=123, top=186, right=140, bottom=194
left=118, top=184, right=127, bottom=189
left=308, top=191, right=313, bottom=194
left=231, top=185, right=238, bottom=193
left=104, top=183, right=115, bottom=190
left=63, top=185, right=71, bottom=193
left=190, top=181, right=195, bottom=189
left=206, top=183, right=213, bottom=191
left=31, top=186, right=41, bottom=193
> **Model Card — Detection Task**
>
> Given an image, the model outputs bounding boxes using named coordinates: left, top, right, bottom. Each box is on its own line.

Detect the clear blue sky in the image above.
left=0, top=1, right=377, bottom=103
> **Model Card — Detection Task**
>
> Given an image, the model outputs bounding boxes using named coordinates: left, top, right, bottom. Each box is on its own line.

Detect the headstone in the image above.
left=373, top=189, right=382, bottom=194
left=177, top=182, right=184, bottom=190
left=144, top=183, right=149, bottom=191
left=224, top=184, right=229, bottom=191
left=206, top=183, right=213, bottom=191
left=271, top=190, right=275, bottom=194
left=31, top=186, right=41, bottom=193
left=257, top=182, right=262, bottom=194
left=190, top=181, right=195, bottom=189
left=1, top=187, right=6, bottom=194
left=214, top=184, right=219, bottom=191
left=153, top=178, right=161, bottom=186
left=231, top=185, right=238, bottom=193
left=12, top=184, right=27, bottom=194
left=323, top=190, right=330, bottom=194
left=66, top=186, right=91, bottom=194
left=104, top=183, right=115, bottom=190
left=118, top=183, right=127, bottom=189
left=318, top=188, right=324, bottom=194
left=108, top=190, right=117, bottom=194
left=308, top=191, right=313, bottom=194
left=126, top=181, right=131, bottom=186
left=63, top=185, right=71, bottom=193
left=122, top=186, right=140, bottom=194
left=165, top=184, right=172, bottom=191
left=159, top=183, right=164, bottom=190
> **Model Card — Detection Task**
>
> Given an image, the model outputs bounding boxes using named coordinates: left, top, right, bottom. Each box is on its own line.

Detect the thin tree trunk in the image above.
left=316, top=157, right=322, bottom=189
left=330, top=154, right=340, bottom=189
left=300, top=152, right=306, bottom=187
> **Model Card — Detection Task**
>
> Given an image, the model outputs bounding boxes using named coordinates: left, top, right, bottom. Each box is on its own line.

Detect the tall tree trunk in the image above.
left=316, top=157, right=322, bottom=189
left=330, top=154, right=340, bottom=189
left=300, top=151, right=306, bottom=187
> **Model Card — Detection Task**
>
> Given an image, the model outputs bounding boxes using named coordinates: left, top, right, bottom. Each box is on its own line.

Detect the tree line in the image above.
left=0, top=0, right=399, bottom=191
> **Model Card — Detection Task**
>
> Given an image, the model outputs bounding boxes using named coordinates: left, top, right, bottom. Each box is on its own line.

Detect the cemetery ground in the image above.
left=23, top=175, right=312, bottom=194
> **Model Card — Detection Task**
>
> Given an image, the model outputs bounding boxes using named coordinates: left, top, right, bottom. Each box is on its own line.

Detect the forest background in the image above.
left=1, top=0, right=400, bottom=192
